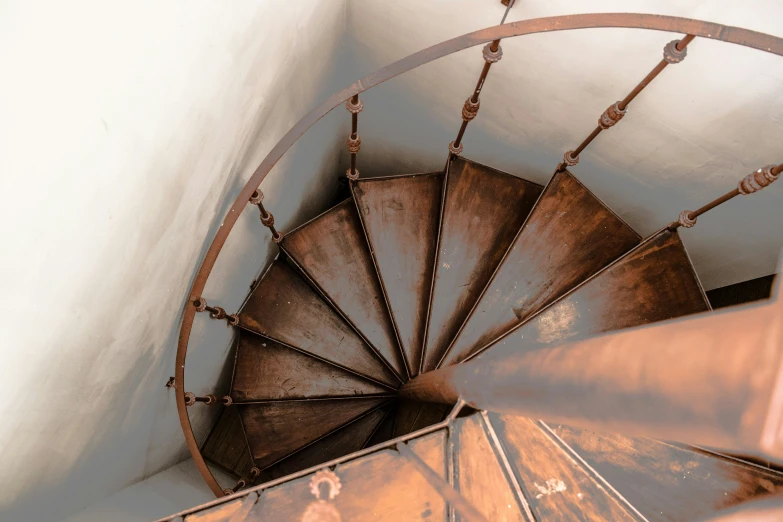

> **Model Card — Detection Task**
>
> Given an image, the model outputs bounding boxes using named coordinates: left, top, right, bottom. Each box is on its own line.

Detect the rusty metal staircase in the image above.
left=167, top=13, right=783, bottom=522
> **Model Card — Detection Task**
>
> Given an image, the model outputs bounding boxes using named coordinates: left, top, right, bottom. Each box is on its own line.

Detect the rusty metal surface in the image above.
left=262, top=403, right=391, bottom=480
left=231, top=332, right=391, bottom=402
left=175, top=14, right=783, bottom=497
left=281, top=199, right=407, bottom=380
left=401, top=274, right=783, bottom=460
left=393, top=400, right=450, bottom=438
left=488, top=414, right=638, bottom=521
left=200, top=406, right=255, bottom=481
left=239, top=397, right=387, bottom=469
left=422, top=156, right=542, bottom=373
left=352, top=173, right=443, bottom=377
left=551, top=423, right=783, bottom=522
left=441, top=168, right=640, bottom=367
left=238, top=259, right=398, bottom=389
left=478, top=228, right=709, bottom=358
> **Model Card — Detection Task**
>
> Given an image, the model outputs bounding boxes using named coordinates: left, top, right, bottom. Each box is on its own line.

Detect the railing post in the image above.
left=669, top=163, right=781, bottom=230
left=183, top=392, right=233, bottom=407
left=346, top=95, right=363, bottom=180
left=249, top=189, right=283, bottom=243
left=557, top=34, right=696, bottom=171
left=192, top=297, right=239, bottom=326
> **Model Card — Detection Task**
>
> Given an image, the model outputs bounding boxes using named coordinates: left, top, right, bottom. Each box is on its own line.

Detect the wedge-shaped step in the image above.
left=353, top=173, right=442, bottom=377
left=366, top=405, right=396, bottom=448
left=488, top=414, right=637, bottom=521
left=263, top=403, right=392, bottom=480
left=393, top=399, right=449, bottom=438
left=201, top=406, right=255, bottom=480
left=281, top=199, right=407, bottom=380
left=239, top=397, right=386, bottom=469
left=253, top=430, right=449, bottom=521
left=480, top=229, right=710, bottom=358
left=238, top=259, right=398, bottom=388
left=442, top=168, right=640, bottom=366
left=453, top=412, right=531, bottom=521
left=551, top=423, right=783, bottom=521
left=231, top=333, right=391, bottom=402
left=422, top=157, right=542, bottom=372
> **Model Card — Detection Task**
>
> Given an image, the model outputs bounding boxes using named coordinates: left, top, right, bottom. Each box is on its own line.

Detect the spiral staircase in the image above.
left=166, top=13, right=783, bottom=522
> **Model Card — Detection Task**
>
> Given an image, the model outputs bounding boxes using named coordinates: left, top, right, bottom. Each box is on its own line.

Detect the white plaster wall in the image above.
left=0, top=1, right=347, bottom=520
left=62, top=460, right=234, bottom=522
left=346, top=0, right=783, bottom=289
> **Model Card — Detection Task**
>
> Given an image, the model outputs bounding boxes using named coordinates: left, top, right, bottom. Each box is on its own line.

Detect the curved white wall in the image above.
left=0, top=1, right=347, bottom=519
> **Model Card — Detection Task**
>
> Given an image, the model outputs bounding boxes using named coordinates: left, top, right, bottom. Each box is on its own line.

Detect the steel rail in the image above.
left=174, top=14, right=783, bottom=496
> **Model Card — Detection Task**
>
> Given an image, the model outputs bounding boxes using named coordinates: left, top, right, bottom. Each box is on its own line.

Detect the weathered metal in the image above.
left=670, top=163, right=782, bottom=230
left=440, top=168, right=641, bottom=368
left=184, top=392, right=233, bottom=406
left=346, top=94, right=362, bottom=180
left=352, top=173, right=443, bottom=377
left=281, top=199, right=408, bottom=380
left=249, top=189, right=282, bottom=243
left=401, top=276, right=783, bottom=461
left=175, top=14, right=783, bottom=497
left=192, top=297, right=240, bottom=326
left=421, top=157, right=542, bottom=373
left=557, top=34, right=695, bottom=172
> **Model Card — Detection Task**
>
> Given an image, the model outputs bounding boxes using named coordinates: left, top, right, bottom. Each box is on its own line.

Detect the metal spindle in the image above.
left=449, top=0, right=515, bottom=156
left=224, top=467, right=261, bottom=495
left=669, top=163, right=782, bottom=230
left=346, top=95, right=363, bottom=180
left=557, top=34, right=696, bottom=171
left=192, top=297, right=239, bottom=326
left=183, top=392, right=234, bottom=407
left=249, top=189, right=282, bottom=243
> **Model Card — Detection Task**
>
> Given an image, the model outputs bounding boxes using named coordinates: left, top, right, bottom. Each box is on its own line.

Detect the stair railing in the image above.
left=175, top=14, right=783, bottom=497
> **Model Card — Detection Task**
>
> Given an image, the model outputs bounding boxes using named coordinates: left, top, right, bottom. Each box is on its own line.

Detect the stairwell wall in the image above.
left=0, top=1, right=348, bottom=520
left=345, top=0, right=783, bottom=290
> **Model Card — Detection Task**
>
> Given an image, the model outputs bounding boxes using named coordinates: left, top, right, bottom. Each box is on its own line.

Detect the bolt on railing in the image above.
left=224, top=467, right=262, bottom=496
left=249, top=189, right=282, bottom=243
left=346, top=95, right=363, bottom=180
left=183, top=392, right=233, bottom=407
left=669, top=163, right=782, bottom=229
left=557, top=34, right=695, bottom=171
left=192, top=297, right=239, bottom=326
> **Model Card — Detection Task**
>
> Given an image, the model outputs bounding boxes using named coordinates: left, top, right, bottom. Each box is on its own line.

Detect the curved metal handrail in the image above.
left=174, top=13, right=783, bottom=496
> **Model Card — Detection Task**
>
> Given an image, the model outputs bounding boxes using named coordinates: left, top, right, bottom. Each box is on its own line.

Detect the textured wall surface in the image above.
left=346, top=0, right=783, bottom=289
left=0, top=1, right=347, bottom=520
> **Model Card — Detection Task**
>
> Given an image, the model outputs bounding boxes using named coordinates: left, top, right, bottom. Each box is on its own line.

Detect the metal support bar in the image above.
left=224, top=468, right=261, bottom=496
left=669, top=163, right=782, bottom=229
left=557, top=34, right=695, bottom=171
left=400, top=273, right=783, bottom=461
left=346, top=95, right=363, bottom=180
left=183, top=392, right=233, bottom=407
left=249, top=190, right=283, bottom=243
left=192, top=297, right=239, bottom=326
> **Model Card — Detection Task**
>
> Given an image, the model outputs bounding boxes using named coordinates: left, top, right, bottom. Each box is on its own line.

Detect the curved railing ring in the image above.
left=174, top=13, right=783, bottom=496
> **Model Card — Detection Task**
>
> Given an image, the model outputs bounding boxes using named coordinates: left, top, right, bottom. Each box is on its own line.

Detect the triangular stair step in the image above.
left=238, top=397, right=387, bottom=469
left=442, top=168, right=641, bottom=367
left=200, top=405, right=255, bottom=480
left=487, top=413, right=638, bottom=520
left=253, top=429, right=450, bottom=521
left=281, top=199, right=407, bottom=380
left=262, top=403, right=393, bottom=480
left=231, top=332, right=392, bottom=402
left=422, top=156, right=543, bottom=372
left=478, top=228, right=710, bottom=360
left=238, top=259, right=398, bottom=388
left=550, top=423, right=783, bottom=521
left=352, top=172, right=442, bottom=377
left=452, top=412, right=531, bottom=521
left=365, top=405, right=397, bottom=449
